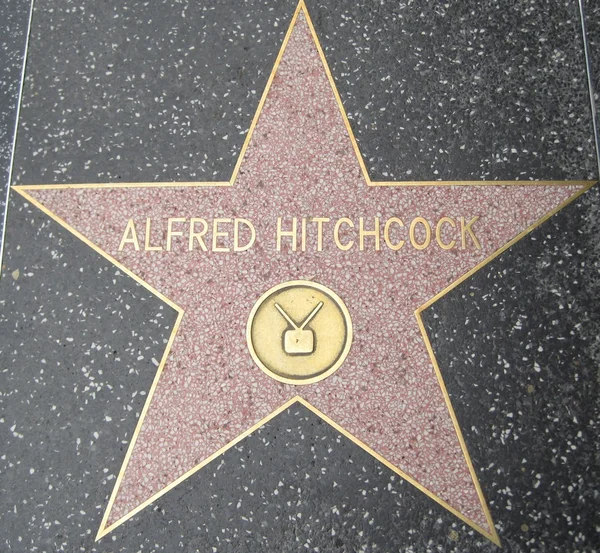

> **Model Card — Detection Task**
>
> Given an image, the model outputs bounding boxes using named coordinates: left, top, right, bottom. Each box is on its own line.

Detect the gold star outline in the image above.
left=12, top=1, right=596, bottom=546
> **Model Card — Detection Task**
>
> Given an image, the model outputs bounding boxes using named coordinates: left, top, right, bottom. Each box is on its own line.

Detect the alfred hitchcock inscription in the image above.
left=119, top=215, right=481, bottom=253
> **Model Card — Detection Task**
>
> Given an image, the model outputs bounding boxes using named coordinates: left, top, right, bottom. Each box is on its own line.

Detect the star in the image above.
left=14, top=1, right=591, bottom=546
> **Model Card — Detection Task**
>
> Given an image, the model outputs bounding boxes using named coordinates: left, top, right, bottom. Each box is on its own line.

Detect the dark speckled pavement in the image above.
left=1, top=1, right=599, bottom=551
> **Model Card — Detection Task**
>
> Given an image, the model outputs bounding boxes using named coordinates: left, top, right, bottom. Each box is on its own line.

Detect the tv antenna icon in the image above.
left=275, top=301, right=323, bottom=355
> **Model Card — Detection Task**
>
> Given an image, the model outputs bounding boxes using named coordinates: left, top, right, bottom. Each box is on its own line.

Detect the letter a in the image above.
left=118, top=219, right=140, bottom=251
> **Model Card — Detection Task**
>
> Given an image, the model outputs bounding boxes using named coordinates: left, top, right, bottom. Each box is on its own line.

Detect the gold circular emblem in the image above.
left=247, top=280, right=353, bottom=385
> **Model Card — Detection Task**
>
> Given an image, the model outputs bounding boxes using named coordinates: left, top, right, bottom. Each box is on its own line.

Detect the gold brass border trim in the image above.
left=13, top=182, right=232, bottom=190
left=229, top=0, right=303, bottom=184
left=17, top=172, right=593, bottom=548
left=295, top=397, right=501, bottom=545
left=7, top=0, right=598, bottom=547
left=11, top=187, right=183, bottom=315
left=11, top=186, right=186, bottom=542
left=413, top=178, right=596, bottom=548
left=98, top=396, right=303, bottom=539
left=12, top=180, right=589, bottom=191
left=369, top=180, right=592, bottom=187
left=415, top=180, right=596, bottom=314
left=246, top=279, right=353, bottom=386
left=9, top=0, right=595, bottom=191
left=98, top=394, right=500, bottom=545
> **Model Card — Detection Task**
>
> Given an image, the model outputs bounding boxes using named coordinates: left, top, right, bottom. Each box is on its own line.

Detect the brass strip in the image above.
left=10, top=0, right=594, bottom=194
left=300, top=1, right=373, bottom=186
left=12, top=180, right=595, bottom=191
left=10, top=0, right=597, bottom=546
left=13, top=181, right=231, bottom=190
left=23, top=176, right=592, bottom=546
left=96, top=307, right=184, bottom=541
left=228, top=1, right=304, bottom=185
left=413, top=179, right=597, bottom=547
left=12, top=187, right=183, bottom=314
left=415, top=313, right=500, bottom=545
left=11, top=187, right=186, bottom=542
left=370, top=180, right=593, bottom=187
left=0, top=0, right=35, bottom=269
left=416, top=180, right=596, bottom=313
left=295, top=397, right=501, bottom=545
left=98, top=391, right=501, bottom=545
left=8, top=9, right=595, bottom=193
left=96, top=396, right=303, bottom=539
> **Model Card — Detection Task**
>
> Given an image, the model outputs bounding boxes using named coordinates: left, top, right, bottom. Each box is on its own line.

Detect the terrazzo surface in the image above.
left=0, top=0, right=30, bottom=252
left=0, top=194, right=179, bottom=551
left=10, top=0, right=599, bottom=185
left=1, top=0, right=599, bottom=551
left=310, top=0, right=597, bottom=182
left=25, top=13, right=585, bottom=537
left=422, top=184, right=600, bottom=552
left=586, top=0, right=600, bottom=165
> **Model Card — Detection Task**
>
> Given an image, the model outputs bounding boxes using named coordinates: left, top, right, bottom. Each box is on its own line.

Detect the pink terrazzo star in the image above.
left=18, top=4, right=588, bottom=545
